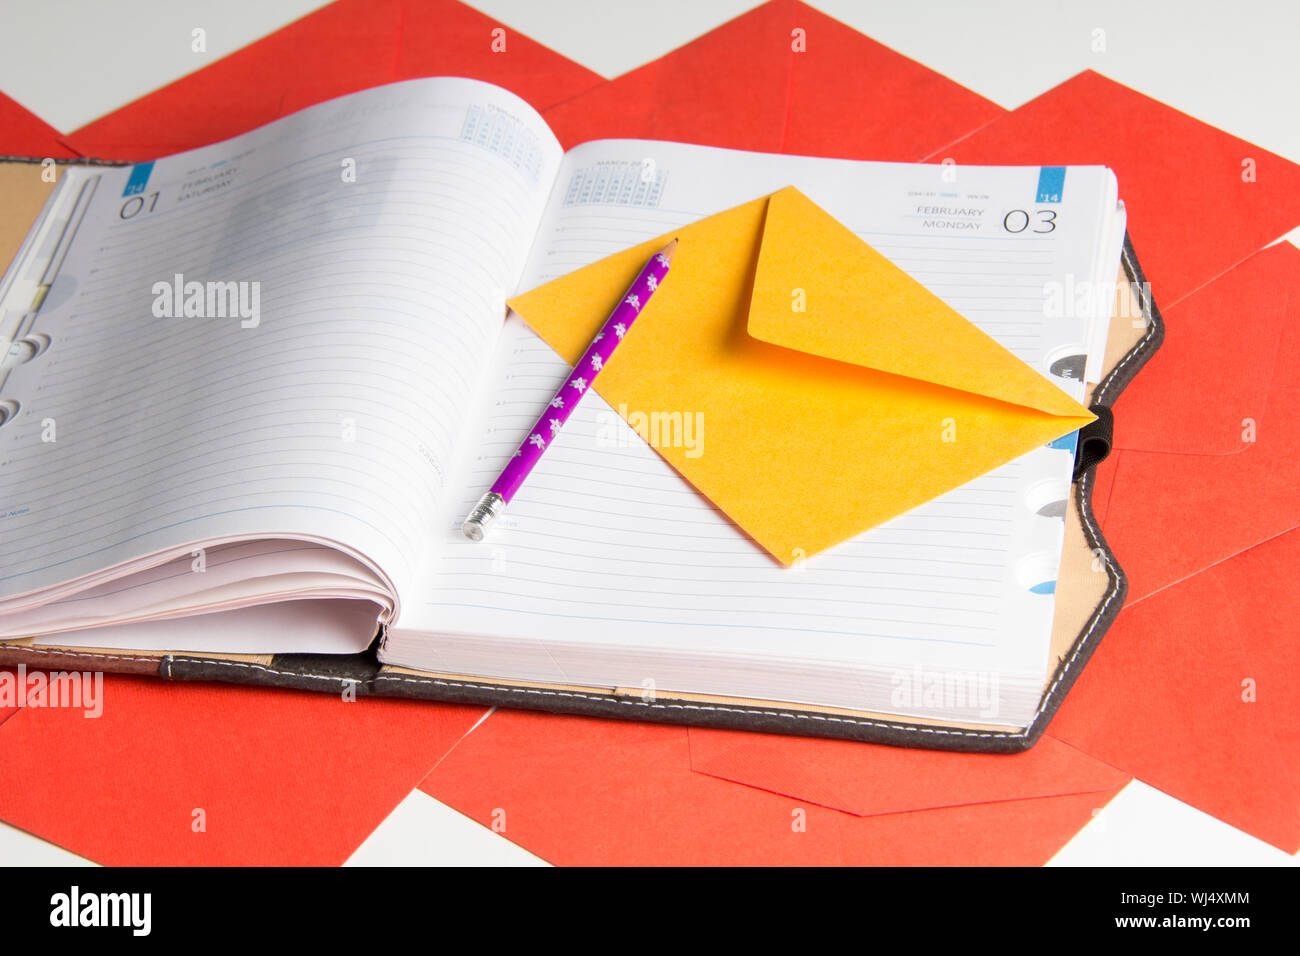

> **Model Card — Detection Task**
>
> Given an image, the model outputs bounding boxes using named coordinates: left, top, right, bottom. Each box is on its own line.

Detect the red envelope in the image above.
left=1110, top=251, right=1288, bottom=457
left=1047, top=243, right=1300, bottom=853
left=689, top=727, right=1129, bottom=816
left=393, top=0, right=601, bottom=110
left=1089, top=450, right=1120, bottom=526
left=1049, top=525, right=1300, bottom=853
left=1102, top=243, right=1300, bottom=604
left=64, top=0, right=602, bottom=161
left=420, top=710, right=1128, bottom=866
left=935, top=70, right=1300, bottom=308
left=0, top=92, right=75, bottom=158
left=0, top=674, right=486, bottom=865
left=542, top=0, right=1003, bottom=160
left=783, top=1, right=1002, bottom=161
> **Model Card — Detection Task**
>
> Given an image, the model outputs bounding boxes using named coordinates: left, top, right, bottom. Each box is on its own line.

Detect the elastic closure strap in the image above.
left=1073, top=404, right=1114, bottom=481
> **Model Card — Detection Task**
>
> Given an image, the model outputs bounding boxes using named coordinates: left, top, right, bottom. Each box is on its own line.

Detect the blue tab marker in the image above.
left=122, top=161, right=155, bottom=197
left=1035, top=166, right=1065, bottom=204
left=1048, top=431, right=1079, bottom=455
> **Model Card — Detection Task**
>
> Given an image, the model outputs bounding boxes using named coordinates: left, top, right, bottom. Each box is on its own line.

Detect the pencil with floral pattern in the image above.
left=462, top=238, right=678, bottom=540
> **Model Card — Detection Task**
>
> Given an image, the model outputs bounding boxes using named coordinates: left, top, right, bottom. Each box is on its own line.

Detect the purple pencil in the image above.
left=462, top=238, right=678, bottom=540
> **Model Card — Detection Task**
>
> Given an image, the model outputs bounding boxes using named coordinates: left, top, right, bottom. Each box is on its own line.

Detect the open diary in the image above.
left=0, top=77, right=1161, bottom=749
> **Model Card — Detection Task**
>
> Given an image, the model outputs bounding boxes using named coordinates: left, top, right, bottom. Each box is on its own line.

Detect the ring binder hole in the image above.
left=1, top=334, right=51, bottom=372
left=1, top=341, right=34, bottom=369
left=1014, top=552, right=1060, bottom=594
left=1024, top=477, right=1069, bottom=518
left=0, top=399, right=19, bottom=428
left=24, top=333, right=51, bottom=359
left=1, top=332, right=49, bottom=370
left=1044, top=345, right=1087, bottom=382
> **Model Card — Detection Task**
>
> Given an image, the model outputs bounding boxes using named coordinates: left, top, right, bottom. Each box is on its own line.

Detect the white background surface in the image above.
left=0, top=0, right=1296, bottom=866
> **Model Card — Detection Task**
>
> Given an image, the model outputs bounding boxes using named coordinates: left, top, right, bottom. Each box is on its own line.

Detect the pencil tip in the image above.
left=659, top=238, right=678, bottom=263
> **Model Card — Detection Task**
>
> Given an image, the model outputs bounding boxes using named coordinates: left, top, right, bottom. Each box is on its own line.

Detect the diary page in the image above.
left=395, top=141, right=1124, bottom=723
left=0, top=78, right=562, bottom=614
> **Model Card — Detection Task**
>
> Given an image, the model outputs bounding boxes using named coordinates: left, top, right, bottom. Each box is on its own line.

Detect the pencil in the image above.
left=462, top=238, right=678, bottom=540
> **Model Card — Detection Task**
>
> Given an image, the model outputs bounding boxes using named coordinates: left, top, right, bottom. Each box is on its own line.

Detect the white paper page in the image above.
left=0, top=539, right=390, bottom=637
left=394, top=142, right=1121, bottom=719
left=0, top=78, right=562, bottom=618
left=1086, top=192, right=1129, bottom=382
left=32, top=599, right=381, bottom=655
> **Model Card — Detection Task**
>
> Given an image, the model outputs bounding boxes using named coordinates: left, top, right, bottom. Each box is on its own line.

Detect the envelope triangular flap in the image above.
left=748, top=186, right=1086, bottom=417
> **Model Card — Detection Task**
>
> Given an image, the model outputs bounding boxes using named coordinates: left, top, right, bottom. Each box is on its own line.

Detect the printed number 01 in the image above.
left=120, top=192, right=160, bottom=219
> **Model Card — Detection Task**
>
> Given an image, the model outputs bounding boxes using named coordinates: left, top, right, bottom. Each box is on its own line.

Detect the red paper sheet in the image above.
left=1102, top=243, right=1300, bottom=604
left=934, top=70, right=1300, bottom=308
left=421, top=710, right=1128, bottom=866
left=1048, top=526, right=1300, bottom=852
left=0, top=675, right=485, bottom=865
left=0, top=92, right=75, bottom=158
left=1089, top=450, right=1120, bottom=526
left=542, top=0, right=1003, bottom=161
left=689, top=727, right=1129, bottom=816
left=64, top=0, right=602, bottom=161
left=1047, top=243, right=1300, bottom=853
left=1111, top=249, right=1288, bottom=456
left=393, top=0, right=601, bottom=108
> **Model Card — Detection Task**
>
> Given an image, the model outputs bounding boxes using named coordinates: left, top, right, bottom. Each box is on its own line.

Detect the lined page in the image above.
left=395, top=142, right=1120, bottom=720
left=0, top=539, right=389, bottom=638
left=0, top=78, right=562, bottom=611
left=32, top=599, right=383, bottom=655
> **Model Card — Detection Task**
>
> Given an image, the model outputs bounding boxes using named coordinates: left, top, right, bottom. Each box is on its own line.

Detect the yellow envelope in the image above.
left=508, top=186, right=1094, bottom=565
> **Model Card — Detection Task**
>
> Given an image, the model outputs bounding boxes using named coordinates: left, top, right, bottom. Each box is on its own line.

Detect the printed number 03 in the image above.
left=1003, top=209, right=1057, bottom=233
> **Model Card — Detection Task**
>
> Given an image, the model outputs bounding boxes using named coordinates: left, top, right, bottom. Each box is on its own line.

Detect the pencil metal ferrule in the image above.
left=462, top=492, right=505, bottom=541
